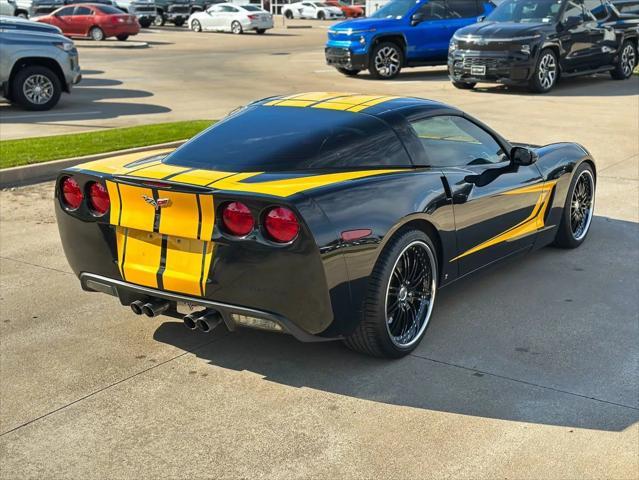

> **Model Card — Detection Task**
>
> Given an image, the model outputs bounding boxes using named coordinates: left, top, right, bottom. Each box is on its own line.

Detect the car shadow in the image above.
left=154, top=215, right=639, bottom=432
left=358, top=67, right=449, bottom=82
left=471, top=74, right=639, bottom=97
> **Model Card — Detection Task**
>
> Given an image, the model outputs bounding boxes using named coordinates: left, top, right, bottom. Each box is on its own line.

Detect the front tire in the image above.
left=554, top=163, right=595, bottom=248
left=231, top=21, right=242, bottom=34
left=610, top=40, right=637, bottom=80
left=12, top=65, right=62, bottom=111
left=191, top=19, right=202, bottom=32
left=317, top=10, right=325, bottom=20
left=89, top=26, right=105, bottom=41
left=284, top=10, right=293, bottom=19
left=528, top=48, right=558, bottom=93
left=336, top=67, right=360, bottom=76
left=368, top=41, right=403, bottom=79
left=452, top=80, right=476, bottom=89
left=154, top=14, right=165, bottom=26
left=344, top=229, right=438, bottom=358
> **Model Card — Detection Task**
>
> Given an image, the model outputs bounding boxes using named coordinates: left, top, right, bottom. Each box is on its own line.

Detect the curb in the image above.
left=74, top=40, right=149, bottom=49
left=0, top=140, right=186, bottom=189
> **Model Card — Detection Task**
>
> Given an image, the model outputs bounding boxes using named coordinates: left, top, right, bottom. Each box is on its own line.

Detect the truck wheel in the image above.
left=139, top=18, right=151, bottom=28
left=154, top=14, right=165, bottom=26
left=284, top=10, right=293, bottom=19
left=191, top=19, right=202, bottom=32
left=528, top=48, right=558, bottom=93
left=337, top=67, right=360, bottom=76
left=231, top=21, right=242, bottom=34
left=116, top=34, right=129, bottom=41
left=610, top=40, right=637, bottom=80
left=452, top=80, right=476, bottom=89
left=12, top=65, right=62, bottom=111
left=173, top=17, right=185, bottom=27
left=89, top=26, right=105, bottom=41
left=344, top=229, right=438, bottom=358
left=369, top=41, right=403, bottom=79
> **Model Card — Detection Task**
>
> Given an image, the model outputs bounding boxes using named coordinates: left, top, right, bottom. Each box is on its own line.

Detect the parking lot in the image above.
left=1, top=22, right=638, bottom=479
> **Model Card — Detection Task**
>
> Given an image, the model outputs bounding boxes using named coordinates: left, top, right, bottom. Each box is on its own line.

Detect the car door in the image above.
left=583, top=0, right=616, bottom=67
left=405, top=0, right=454, bottom=61
left=223, top=5, right=240, bottom=29
left=407, top=114, right=545, bottom=276
left=202, top=5, right=222, bottom=29
left=559, top=0, right=598, bottom=70
left=301, top=2, right=315, bottom=17
left=49, top=6, right=76, bottom=34
left=71, top=6, right=94, bottom=36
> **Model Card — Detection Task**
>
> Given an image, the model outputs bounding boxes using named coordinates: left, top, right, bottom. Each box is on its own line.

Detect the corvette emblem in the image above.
left=142, top=195, right=171, bottom=210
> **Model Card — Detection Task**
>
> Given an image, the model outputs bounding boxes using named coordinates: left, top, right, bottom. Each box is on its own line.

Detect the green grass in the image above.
left=0, top=120, right=215, bottom=169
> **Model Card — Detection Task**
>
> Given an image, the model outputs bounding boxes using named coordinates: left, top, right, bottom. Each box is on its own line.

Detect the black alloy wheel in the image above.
left=611, top=40, right=637, bottom=80
left=369, top=41, right=403, bottom=79
left=529, top=48, right=558, bottom=93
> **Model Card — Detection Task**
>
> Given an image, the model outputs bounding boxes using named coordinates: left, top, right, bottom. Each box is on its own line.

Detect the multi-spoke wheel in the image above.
left=369, top=42, right=403, bottom=79
left=344, top=230, right=438, bottom=358
left=12, top=65, right=62, bottom=111
left=231, top=20, right=243, bottom=34
left=529, top=48, right=558, bottom=93
left=191, top=19, right=202, bottom=32
left=611, top=40, right=637, bottom=80
left=554, top=163, right=595, bottom=248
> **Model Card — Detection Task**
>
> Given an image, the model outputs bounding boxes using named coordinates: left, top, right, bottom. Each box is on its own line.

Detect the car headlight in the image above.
left=344, top=27, right=375, bottom=35
left=449, top=39, right=458, bottom=51
left=54, top=41, right=75, bottom=52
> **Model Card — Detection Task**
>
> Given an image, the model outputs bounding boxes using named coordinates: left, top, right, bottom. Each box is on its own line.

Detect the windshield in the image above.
left=163, top=106, right=411, bottom=171
left=371, top=0, right=417, bottom=19
left=486, top=0, right=562, bottom=23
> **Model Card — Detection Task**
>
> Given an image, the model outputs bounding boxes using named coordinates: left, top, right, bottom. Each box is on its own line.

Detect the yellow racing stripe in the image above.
left=120, top=228, right=163, bottom=289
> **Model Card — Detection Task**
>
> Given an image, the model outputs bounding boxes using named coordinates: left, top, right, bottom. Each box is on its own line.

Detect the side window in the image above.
left=74, top=6, right=93, bottom=15
left=562, top=0, right=584, bottom=21
left=418, top=0, right=451, bottom=19
left=56, top=7, right=76, bottom=16
left=583, top=0, right=608, bottom=19
left=409, top=116, right=507, bottom=167
left=447, top=0, right=481, bottom=17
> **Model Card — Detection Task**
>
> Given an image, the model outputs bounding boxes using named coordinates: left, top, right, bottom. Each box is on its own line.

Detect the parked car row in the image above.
left=325, top=0, right=638, bottom=92
left=0, top=15, right=82, bottom=110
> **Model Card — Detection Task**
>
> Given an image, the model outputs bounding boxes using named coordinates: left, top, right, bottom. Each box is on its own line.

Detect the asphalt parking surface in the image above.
left=1, top=21, right=638, bottom=479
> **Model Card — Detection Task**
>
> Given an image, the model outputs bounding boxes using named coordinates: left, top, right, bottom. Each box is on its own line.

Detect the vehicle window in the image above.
left=410, top=116, right=507, bottom=167
left=487, top=0, right=562, bottom=23
left=418, top=0, right=453, bottom=19
left=56, top=6, right=75, bottom=16
left=96, top=4, right=123, bottom=13
left=209, top=5, right=222, bottom=12
left=164, top=106, right=413, bottom=171
left=582, top=0, right=608, bottom=19
left=447, top=0, right=482, bottom=17
left=74, top=6, right=92, bottom=15
left=242, top=5, right=262, bottom=10
left=371, top=0, right=416, bottom=18
left=562, top=0, right=584, bottom=21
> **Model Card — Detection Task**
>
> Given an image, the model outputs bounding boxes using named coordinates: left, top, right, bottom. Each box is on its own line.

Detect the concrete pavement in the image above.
left=0, top=23, right=638, bottom=479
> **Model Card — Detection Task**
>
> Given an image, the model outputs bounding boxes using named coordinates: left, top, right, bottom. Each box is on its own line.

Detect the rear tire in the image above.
left=553, top=163, right=595, bottom=249
left=610, top=40, right=637, bottom=80
left=344, top=229, right=438, bottom=358
left=284, top=10, right=293, bottom=19
left=231, top=20, right=242, bottom=34
left=12, top=65, right=62, bottom=111
left=139, top=18, right=151, bottom=28
left=528, top=48, right=558, bottom=93
left=173, top=17, right=185, bottom=27
left=89, top=26, right=105, bottom=41
left=368, top=41, right=403, bottom=79
left=116, top=34, right=129, bottom=41
left=318, top=10, right=325, bottom=20
left=337, top=67, right=360, bottom=76
left=452, top=80, right=476, bottom=89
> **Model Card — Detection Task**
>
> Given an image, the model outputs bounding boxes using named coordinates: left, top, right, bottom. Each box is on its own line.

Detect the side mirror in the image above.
left=510, top=146, right=538, bottom=166
left=477, top=14, right=485, bottom=22
left=410, top=12, right=424, bottom=26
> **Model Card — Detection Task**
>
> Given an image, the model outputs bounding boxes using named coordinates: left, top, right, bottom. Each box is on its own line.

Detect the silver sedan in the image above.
left=188, top=3, right=274, bottom=34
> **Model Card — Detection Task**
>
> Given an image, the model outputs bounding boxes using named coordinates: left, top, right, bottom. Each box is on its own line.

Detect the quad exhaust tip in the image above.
left=183, top=310, right=223, bottom=333
left=141, top=299, right=170, bottom=318
left=130, top=300, right=144, bottom=315
left=183, top=313, right=198, bottom=331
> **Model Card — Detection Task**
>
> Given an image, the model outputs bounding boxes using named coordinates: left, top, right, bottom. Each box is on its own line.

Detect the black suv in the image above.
left=448, top=0, right=638, bottom=92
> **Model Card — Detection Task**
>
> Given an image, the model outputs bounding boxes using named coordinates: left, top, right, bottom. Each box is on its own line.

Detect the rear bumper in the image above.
left=448, top=50, right=535, bottom=85
left=81, top=273, right=339, bottom=342
left=325, top=47, right=368, bottom=71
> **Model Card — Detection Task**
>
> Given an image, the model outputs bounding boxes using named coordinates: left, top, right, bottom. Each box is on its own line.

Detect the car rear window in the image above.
left=164, top=106, right=413, bottom=171
left=241, top=5, right=262, bottom=10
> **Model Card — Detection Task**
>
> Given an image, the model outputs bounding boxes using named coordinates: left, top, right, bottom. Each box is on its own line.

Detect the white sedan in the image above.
left=282, top=1, right=344, bottom=20
left=188, top=3, right=273, bottom=34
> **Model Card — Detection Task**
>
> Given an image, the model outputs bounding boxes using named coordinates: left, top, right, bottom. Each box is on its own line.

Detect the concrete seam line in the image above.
left=0, top=333, right=228, bottom=438
left=0, top=256, right=75, bottom=276
left=0, top=140, right=186, bottom=189
left=410, top=353, right=639, bottom=412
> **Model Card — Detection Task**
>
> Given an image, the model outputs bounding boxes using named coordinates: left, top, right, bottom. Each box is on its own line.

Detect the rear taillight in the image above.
left=221, top=202, right=254, bottom=237
left=248, top=14, right=257, bottom=19
left=60, top=176, right=83, bottom=210
left=87, top=182, right=110, bottom=216
left=264, top=206, right=299, bottom=243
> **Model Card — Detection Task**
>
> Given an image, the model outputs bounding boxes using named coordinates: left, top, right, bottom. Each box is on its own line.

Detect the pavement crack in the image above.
left=409, top=353, right=639, bottom=412
left=0, top=334, right=227, bottom=438
left=0, top=256, right=74, bottom=276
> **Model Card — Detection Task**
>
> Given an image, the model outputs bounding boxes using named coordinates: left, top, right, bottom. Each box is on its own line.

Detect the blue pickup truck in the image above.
left=326, top=0, right=495, bottom=78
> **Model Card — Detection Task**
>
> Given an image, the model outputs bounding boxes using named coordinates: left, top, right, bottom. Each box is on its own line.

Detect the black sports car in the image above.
left=55, top=93, right=597, bottom=358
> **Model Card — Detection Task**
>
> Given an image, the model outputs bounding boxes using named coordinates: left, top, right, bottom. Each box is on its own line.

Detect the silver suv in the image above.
left=0, top=16, right=82, bottom=110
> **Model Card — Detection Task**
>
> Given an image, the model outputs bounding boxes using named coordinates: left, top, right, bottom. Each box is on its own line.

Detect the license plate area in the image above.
left=471, top=65, right=486, bottom=76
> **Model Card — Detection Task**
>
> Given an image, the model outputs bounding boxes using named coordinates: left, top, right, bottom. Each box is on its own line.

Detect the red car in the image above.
left=37, top=3, right=140, bottom=41
left=325, top=0, right=364, bottom=17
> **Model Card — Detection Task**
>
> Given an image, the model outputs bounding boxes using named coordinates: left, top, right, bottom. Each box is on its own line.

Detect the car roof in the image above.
left=254, top=92, right=457, bottom=118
